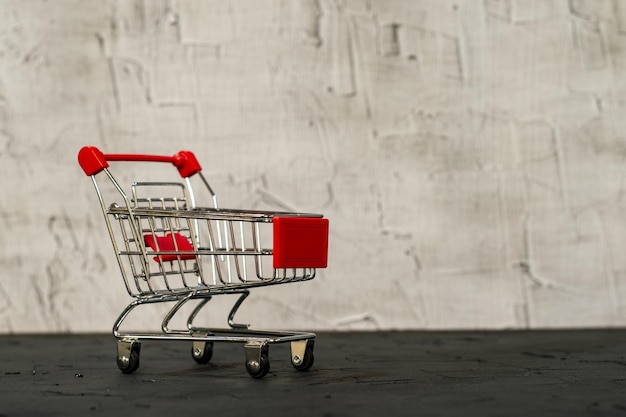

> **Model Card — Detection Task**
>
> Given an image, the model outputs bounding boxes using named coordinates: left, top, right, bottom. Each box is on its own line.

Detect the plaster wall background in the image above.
left=2, top=0, right=626, bottom=332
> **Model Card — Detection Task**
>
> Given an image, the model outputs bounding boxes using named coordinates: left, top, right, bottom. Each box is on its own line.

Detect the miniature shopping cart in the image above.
left=78, top=146, right=329, bottom=378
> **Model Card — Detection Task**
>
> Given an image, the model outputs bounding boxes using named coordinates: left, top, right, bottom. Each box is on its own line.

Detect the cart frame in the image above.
left=78, top=146, right=328, bottom=378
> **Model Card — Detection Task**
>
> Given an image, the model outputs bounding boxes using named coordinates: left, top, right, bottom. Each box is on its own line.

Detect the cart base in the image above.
left=115, top=329, right=316, bottom=378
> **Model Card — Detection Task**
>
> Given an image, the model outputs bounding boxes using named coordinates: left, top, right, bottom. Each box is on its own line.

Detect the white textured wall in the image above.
left=2, top=0, right=626, bottom=332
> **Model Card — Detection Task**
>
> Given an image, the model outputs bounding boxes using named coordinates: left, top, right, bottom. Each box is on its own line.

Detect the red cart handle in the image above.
left=78, top=146, right=202, bottom=178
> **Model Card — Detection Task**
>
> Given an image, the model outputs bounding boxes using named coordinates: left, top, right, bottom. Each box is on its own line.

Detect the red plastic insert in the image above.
left=144, top=233, right=196, bottom=263
left=273, top=217, right=329, bottom=269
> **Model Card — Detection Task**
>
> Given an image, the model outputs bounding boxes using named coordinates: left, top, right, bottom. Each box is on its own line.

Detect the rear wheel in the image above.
left=191, top=341, right=214, bottom=364
left=117, top=343, right=141, bottom=374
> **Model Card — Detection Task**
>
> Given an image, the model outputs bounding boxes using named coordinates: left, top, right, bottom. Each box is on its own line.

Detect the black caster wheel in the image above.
left=292, top=347, right=314, bottom=371
left=192, top=341, right=214, bottom=364
left=117, top=342, right=141, bottom=374
left=246, top=353, right=270, bottom=379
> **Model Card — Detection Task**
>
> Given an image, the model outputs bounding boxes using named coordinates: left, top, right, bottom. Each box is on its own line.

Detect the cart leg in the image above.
left=244, top=343, right=270, bottom=379
left=228, top=291, right=250, bottom=329
left=290, top=339, right=315, bottom=371
left=117, top=339, right=141, bottom=374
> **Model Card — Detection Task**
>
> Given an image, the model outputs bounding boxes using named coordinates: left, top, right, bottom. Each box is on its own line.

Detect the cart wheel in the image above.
left=246, top=353, right=270, bottom=379
left=292, top=346, right=314, bottom=371
left=117, top=344, right=140, bottom=374
left=191, top=341, right=213, bottom=364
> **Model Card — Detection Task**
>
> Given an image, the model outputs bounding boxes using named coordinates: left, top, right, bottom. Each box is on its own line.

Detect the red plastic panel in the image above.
left=273, top=217, right=329, bottom=269
left=144, top=233, right=195, bottom=263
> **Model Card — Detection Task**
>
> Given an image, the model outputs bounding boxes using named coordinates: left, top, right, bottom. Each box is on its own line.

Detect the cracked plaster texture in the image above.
left=1, top=0, right=626, bottom=332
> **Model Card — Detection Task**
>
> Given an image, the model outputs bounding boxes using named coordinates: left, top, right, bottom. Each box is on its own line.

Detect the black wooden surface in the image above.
left=1, top=330, right=626, bottom=416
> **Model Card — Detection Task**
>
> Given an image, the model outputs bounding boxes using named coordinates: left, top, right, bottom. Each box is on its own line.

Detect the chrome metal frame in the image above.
left=88, top=163, right=321, bottom=377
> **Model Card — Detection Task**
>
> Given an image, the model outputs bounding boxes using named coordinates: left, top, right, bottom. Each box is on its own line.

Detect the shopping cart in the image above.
left=77, top=146, right=329, bottom=378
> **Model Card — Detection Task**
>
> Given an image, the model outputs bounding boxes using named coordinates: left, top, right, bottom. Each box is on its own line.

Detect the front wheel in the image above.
left=292, top=347, right=314, bottom=371
left=246, top=353, right=270, bottom=379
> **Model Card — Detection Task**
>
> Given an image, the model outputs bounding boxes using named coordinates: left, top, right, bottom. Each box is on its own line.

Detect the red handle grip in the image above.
left=78, top=146, right=202, bottom=178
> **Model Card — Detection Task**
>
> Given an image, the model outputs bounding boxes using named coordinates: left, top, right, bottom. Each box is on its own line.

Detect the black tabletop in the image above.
left=1, top=330, right=625, bottom=416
